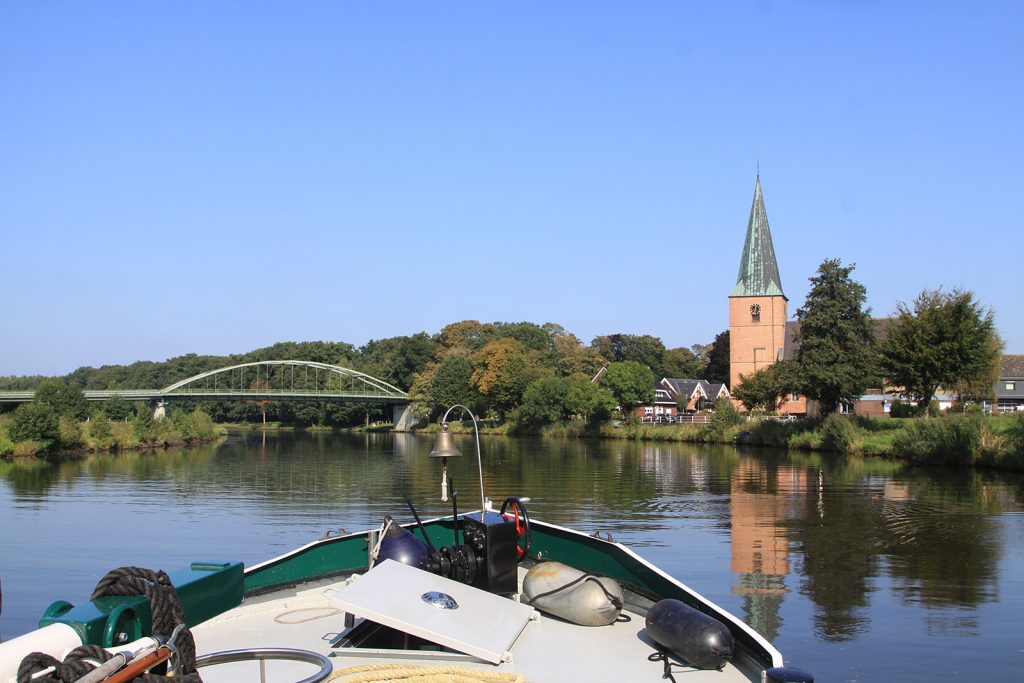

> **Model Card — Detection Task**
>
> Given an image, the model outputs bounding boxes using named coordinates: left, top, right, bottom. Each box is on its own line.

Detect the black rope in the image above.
left=90, top=566, right=199, bottom=678
left=17, top=567, right=203, bottom=683
left=524, top=572, right=624, bottom=611
left=648, top=649, right=683, bottom=683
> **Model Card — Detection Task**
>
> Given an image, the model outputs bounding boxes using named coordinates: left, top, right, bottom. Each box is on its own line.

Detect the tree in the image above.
left=33, top=380, right=90, bottom=420
left=102, top=395, right=134, bottom=421
left=553, top=333, right=607, bottom=379
left=702, top=331, right=731, bottom=386
left=881, top=288, right=1002, bottom=408
left=732, top=361, right=797, bottom=412
left=662, top=347, right=704, bottom=379
left=9, top=402, right=60, bottom=447
left=565, top=378, right=617, bottom=422
left=519, top=376, right=572, bottom=426
left=603, top=361, right=654, bottom=417
left=473, top=339, right=533, bottom=417
left=794, top=259, right=877, bottom=415
left=590, top=334, right=666, bottom=376
left=430, top=354, right=478, bottom=413
left=358, top=333, right=437, bottom=390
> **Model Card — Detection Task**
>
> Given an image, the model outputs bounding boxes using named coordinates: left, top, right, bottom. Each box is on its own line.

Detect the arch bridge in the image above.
left=0, top=360, right=414, bottom=427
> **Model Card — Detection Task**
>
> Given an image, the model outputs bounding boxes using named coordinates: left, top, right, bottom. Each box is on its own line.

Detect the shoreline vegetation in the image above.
left=3, top=408, right=1021, bottom=471
left=0, top=409, right=226, bottom=459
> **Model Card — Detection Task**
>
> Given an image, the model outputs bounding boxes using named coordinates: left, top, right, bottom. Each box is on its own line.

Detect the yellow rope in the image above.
left=327, top=663, right=526, bottom=683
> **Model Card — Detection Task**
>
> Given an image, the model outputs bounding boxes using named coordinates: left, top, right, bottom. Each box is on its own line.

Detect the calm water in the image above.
left=2, top=431, right=1024, bottom=681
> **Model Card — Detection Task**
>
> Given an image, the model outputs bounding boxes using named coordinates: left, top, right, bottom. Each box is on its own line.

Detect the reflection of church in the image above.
left=730, top=460, right=811, bottom=640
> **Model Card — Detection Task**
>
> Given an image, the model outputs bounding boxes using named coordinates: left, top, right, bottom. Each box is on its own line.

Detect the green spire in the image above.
left=731, top=175, right=785, bottom=298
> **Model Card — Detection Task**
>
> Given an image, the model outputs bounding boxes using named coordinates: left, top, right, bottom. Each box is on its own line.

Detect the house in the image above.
left=992, top=355, right=1024, bottom=413
left=636, top=378, right=731, bottom=420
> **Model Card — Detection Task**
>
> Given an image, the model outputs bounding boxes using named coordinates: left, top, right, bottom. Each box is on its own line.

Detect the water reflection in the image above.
left=2, top=432, right=1023, bottom=679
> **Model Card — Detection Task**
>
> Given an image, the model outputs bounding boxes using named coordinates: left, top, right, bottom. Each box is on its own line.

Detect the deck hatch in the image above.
left=331, top=560, right=535, bottom=664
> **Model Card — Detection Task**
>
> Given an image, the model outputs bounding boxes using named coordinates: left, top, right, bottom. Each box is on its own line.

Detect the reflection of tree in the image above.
left=880, top=469, right=1001, bottom=613
left=793, top=466, right=879, bottom=643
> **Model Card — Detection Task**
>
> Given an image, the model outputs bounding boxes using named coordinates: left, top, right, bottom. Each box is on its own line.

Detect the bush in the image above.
left=9, top=403, right=60, bottom=449
left=57, top=416, right=85, bottom=450
left=890, top=401, right=919, bottom=418
left=892, top=414, right=983, bottom=466
left=821, top=414, right=857, bottom=454
left=704, top=398, right=744, bottom=440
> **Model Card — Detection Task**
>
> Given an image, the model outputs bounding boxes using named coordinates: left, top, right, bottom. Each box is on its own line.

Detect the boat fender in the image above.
left=765, top=666, right=815, bottom=682
left=375, top=517, right=428, bottom=568
left=522, top=561, right=623, bottom=626
left=644, top=598, right=734, bottom=670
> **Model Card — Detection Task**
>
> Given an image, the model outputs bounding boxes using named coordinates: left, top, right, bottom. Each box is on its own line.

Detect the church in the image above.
left=727, top=176, right=807, bottom=415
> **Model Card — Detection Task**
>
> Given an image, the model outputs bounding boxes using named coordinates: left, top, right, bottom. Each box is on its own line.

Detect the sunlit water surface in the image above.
left=3, top=431, right=1024, bottom=681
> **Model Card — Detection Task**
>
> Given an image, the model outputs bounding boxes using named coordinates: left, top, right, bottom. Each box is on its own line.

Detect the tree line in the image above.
left=0, top=325, right=731, bottom=431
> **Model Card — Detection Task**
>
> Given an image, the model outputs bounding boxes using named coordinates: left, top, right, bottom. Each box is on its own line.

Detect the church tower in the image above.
left=729, top=175, right=788, bottom=393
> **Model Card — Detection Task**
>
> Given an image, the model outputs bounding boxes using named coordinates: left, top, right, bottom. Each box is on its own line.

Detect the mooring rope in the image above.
left=17, top=566, right=203, bottom=683
left=327, top=663, right=526, bottom=683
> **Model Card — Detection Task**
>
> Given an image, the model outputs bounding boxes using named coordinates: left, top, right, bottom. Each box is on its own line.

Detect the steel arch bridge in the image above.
left=0, top=360, right=410, bottom=405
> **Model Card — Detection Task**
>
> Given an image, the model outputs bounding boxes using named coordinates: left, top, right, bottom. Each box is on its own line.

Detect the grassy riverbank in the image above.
left=428, top=412, right=1024, bottom=470
left=0, top=409, right=226, bottom=458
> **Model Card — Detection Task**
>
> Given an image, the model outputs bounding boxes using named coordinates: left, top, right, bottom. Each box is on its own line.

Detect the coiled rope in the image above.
left=17, top=566, right=202, bottom=683
left=327, top=663, right=525, bottom=682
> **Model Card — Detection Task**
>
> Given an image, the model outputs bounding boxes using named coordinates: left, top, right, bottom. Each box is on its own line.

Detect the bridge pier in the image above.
left=393, top=404, right=416, bottom=431
left=152, top=400, right=167, bottom=421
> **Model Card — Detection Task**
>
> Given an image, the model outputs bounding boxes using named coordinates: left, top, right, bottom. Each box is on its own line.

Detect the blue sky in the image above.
left=2, top=2, right=1021, bottom=376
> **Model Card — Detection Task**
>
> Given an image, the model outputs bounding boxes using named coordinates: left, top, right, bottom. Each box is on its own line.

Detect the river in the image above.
left=2, top=430, right=1023, bottom=681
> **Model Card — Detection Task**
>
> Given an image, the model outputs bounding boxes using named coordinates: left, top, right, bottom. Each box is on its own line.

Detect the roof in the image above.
left=700, top=381, right=730, bottom=399
left=730, top=175, right=785, bottom=298
left=659, top=378, right=704, bottom=399
left=782, top=318, right=892, bottom=361
left=1002, top=355, right=1024, bottom=379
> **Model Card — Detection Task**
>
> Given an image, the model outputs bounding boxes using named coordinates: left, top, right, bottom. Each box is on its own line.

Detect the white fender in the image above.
left=522, top=561, right=623, bottom=626
left=0, top=623, right=82, bottom=683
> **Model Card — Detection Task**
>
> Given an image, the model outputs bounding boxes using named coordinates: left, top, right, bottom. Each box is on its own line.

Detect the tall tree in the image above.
left=33, top=380, right=90, bottom=421
left=702, top=331, right=731, bottom=386
left=794, top=259, right=877, bottom=415
left=358, top=333, right=436, bottom=390
left=662, top=347, right=704, bottom=379
left=603, top=361, right=655, bottom=417
left=590, top=334, right=666, bottom=376
left=472, top=339, right=532, bottom=417
left=881, top=288, right=1002, bottom=407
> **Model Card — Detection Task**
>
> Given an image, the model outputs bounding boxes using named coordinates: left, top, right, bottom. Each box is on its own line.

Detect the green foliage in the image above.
left=702, top=330, right=730, bottom=386
left=57, top=416, right=85, bottom=449
left=889, top=401, right=920, bottom=418
left=33, top=380, right=90, bottom=420
left=430, top=354, right=478, bottom=414
left=820, top=414, right=856, bottom=454
left=881, top=288, right=1002, bottom=407
left=9, top=403, right=60, bottom=448
left=662, top=347, right=704, bottom=379
left=102, top=395, right=134, bottom=421
left=794, top=259, right=878, bottom=414
left=732, top=361, right=797, bottom=412
left=358, top=333, right=436, bottom=390
left=590, top=334, right=666, bottom=377
left=603, top=361, right=654, bottom=415
left=89, top=412, right=114, bottom=448
left=892, top=414, right=984, bottom=466
left=704, top=397, right=744, bottom=439
left=519, top=376, right=572, bottom=426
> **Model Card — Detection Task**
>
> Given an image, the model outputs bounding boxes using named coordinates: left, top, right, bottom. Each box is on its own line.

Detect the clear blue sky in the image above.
left=2, top=2, right=1021, bottom=376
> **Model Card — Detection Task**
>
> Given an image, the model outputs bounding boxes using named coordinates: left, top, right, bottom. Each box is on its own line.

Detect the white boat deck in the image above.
left=191, top=566, right=762, bottom=683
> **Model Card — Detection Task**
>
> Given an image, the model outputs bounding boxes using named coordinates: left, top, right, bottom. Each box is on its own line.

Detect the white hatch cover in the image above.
left=331, top=559, right=536, bottom=664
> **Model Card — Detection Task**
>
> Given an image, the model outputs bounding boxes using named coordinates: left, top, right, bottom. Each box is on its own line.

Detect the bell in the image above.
left=429, top=424, right=463, bottom=459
